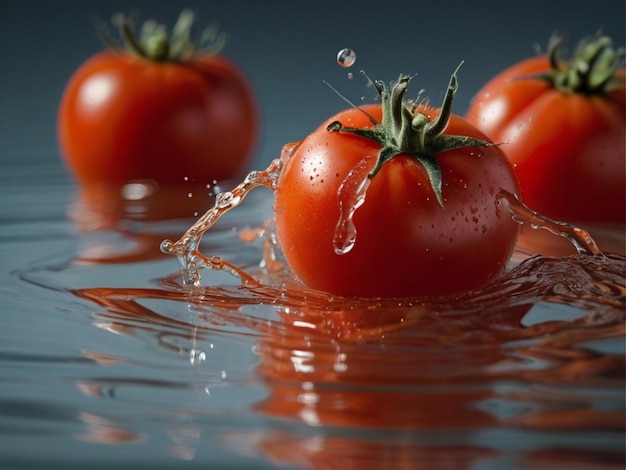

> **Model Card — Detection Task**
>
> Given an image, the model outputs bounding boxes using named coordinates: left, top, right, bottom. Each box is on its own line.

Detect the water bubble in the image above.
left=336, top=48, right=356, bottom=67
left=189, top=349, right=206, bottom=365
left=347, top=72, right=354, bottom=80
left=216, top=192, right=241, bottom=208
left=160, top=239, right=173, bottom=254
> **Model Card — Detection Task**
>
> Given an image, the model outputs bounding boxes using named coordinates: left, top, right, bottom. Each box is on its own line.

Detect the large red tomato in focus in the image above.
left=274, top=74, right=521, bottom=299
left=58, top=12, right=259, bottom=187
left=466, top=35, right=625, bottom=226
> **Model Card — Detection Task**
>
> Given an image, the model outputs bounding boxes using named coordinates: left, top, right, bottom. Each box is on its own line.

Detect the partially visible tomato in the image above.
left=466, top=35, right=625, bottom=226
left=58, top=10, right=259, bottom=187
left=274, top=72, right=521, bottom=298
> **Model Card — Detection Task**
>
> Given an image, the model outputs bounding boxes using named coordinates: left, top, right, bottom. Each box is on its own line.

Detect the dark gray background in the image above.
left=1, top=0, right=624, bottom=171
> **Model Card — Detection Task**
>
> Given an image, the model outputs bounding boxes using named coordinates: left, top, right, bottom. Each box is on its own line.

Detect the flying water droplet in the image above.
left=336, top=48, right=356, bottom=68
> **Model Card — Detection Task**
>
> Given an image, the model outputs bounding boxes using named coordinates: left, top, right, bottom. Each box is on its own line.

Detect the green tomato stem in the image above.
left=544, top=34, right=625, bottom=94
left=95, top=9, right=229, bottom=62
left=326, top=66, right=493, bottom=208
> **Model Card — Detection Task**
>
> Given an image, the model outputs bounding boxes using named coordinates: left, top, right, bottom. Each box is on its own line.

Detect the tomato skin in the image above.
left=274, top=104, right=521, bottom=298
left=58, top=51, right=259, bottom=186
left=466, top=56, right=626, bottom=225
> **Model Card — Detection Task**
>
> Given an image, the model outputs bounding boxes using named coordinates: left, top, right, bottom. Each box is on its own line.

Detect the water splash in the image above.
left=498, top=190, right=601, bottom=256
left=160, top=158, right=283, bottom=286
left=162, top=151, right=605, bottom=290
left=336, top=48, right=356, bottom=68
left=333, top=155, right=376, bottom=254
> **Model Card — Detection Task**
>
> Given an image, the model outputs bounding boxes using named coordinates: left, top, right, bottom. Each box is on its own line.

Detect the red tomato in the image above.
left=58, top=11, right=259, bottom=187
left=274, top=74, right=521, bottom=298
left=466, top=35, right=625, bottom=226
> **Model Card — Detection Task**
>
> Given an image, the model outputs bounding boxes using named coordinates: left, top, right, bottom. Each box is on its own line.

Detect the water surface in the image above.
left=0, top=158, right=624, bottom=469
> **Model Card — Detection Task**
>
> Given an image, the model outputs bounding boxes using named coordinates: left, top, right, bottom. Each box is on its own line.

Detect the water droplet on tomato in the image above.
left=281, top=142, right=299, bottom=164
left=333, top=155, right=377, bottom=255
left=336, top=48, right=356, bottom=67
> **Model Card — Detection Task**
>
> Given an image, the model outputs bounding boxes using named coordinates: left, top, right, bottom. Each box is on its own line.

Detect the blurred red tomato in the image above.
left=58, top=11, right=259, bottom=187
left=467, top=35, right=625, bottom=226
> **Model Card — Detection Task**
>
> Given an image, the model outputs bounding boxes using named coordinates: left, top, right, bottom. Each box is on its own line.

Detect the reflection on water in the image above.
left=68, top=245, right=626, bottom=468
left=4, top=174, right=625, bottom=469
left=76, top=412, right=147, bottom=444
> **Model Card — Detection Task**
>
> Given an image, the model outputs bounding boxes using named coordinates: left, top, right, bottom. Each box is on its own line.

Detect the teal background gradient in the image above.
left=1, top=0, right=624, bottom=170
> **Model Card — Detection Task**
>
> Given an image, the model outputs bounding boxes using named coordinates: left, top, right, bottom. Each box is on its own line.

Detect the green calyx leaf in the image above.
left=542, top=34, right=625, bottom=94
left=326, top=65, right=492, bottom=208
left=95, top=9, right=228, bottom=62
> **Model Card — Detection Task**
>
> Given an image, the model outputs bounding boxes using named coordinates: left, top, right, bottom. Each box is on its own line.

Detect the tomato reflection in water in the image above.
left=254, top=305, right=525, bottom=430
left=68, top=180, right=225, bottom=264
left=75, top=412, right=146, bottom=445
left=68, top=182, right=625, bottom=469
left=250, top=306, right=524, bottom=469
left=249, top=266, right=623, bottom=469
left=72, top=252, right=624, bottom=469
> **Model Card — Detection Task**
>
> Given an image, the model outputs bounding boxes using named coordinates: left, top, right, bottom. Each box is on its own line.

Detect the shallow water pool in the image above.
left=0, top=157, right=624, bottom=470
